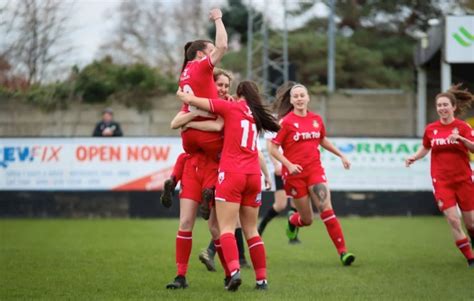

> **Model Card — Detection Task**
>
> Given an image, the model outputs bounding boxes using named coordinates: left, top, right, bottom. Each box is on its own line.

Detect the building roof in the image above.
left=414, top=24, right=443, bottom=67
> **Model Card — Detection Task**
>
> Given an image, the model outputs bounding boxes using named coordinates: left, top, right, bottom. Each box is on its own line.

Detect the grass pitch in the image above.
left=0, top=217, right=473, bottom=300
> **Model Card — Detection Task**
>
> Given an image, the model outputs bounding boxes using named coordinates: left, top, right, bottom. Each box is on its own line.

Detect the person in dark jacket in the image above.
left=93, top=108, right=123, bottom=137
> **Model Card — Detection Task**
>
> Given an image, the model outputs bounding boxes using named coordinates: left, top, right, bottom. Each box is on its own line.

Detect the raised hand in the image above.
left=209, top=8, right=222, bottom=21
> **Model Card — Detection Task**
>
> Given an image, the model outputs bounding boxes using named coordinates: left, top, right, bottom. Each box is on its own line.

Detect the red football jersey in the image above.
left=423, top=118, right=474, bottom=183
left=272, top=111, right=326, bottom=174
left=178, top=56, right=222, bottom=159
left=209, top=98, right=260, bottom=174
left=179, top=56, right=218, bottom=112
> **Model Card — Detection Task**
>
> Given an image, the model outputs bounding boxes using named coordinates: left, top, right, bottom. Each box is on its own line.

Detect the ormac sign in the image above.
left=445, top=16, right=474, bottom=63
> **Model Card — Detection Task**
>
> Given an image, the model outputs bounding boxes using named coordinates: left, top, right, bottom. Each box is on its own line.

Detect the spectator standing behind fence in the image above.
left=92, top=108, right=123, bottom=137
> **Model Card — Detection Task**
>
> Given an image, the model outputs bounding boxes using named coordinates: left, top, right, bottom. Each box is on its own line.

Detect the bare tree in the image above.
left=99, top=0, right=210, bottom=76
left=0, top=0, right=74, bottom=84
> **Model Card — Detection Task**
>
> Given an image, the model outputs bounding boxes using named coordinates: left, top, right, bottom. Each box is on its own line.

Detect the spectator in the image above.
left=92, top=108, right=123, bottom=137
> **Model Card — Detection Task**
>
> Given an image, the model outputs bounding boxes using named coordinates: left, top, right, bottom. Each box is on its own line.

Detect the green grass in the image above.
left=0, top=217, right=473, bottom=300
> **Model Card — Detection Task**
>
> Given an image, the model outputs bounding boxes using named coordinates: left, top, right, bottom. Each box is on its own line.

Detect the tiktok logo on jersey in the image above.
left=430, top=138, right=459, bottom=147
left=293, top=131, right=321, bottom=141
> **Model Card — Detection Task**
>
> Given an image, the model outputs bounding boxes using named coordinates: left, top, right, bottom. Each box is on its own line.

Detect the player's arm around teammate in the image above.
left=184, top=116, right=224, bottom=132
left=165, top=7, right=230, bottom=290
left=178, top=81, right=280, bottom=291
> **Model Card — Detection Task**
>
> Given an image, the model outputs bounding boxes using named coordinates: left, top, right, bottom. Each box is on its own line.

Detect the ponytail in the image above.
left=180, top=40, right=212, bottom=74
left=273, top=81, right=296, bottom=119
left=180, top=42, right=193, bottom=73
left=436, top=83, right=474, bottom=116
left=236, top=81, right=280, bottom=133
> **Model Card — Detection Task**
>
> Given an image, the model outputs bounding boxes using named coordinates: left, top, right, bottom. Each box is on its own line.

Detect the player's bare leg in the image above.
left=309, top=183, right=355, bottom=266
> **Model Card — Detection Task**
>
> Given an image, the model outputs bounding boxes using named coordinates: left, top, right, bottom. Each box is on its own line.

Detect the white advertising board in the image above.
left=1, top=137, right=460, bottom=192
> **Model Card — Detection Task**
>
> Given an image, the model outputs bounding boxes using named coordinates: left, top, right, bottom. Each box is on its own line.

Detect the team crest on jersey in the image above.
left=452, top=127, right=459, bottom=135
left=433, top=129, right=438, bottom=135
left=293, top=123, right=299, bottom=128
left=313, top=120, right=319, bottom=128
left=218, top=172, right=225, bottom=184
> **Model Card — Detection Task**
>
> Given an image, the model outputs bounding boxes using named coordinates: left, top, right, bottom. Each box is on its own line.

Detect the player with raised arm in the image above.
left=166, top=8, right=228, bottom=290
left=177, top=81, right=279, bottom=291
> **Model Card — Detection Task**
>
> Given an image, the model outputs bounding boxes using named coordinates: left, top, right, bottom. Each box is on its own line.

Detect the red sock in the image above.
left=172, top=153, right=188, bottom=182
left=289, top=212, right=306, bottom=227
left=176, top=230, right=192, bottom=276
left=321, top=209, right=347, bottom=255
left=214, top=239, right=230, bottom=276
left=220, top=232, right=240, bottom=274
left=247, top=236, right=267, bottom=281
left=456, top=237, right=474, bottom=260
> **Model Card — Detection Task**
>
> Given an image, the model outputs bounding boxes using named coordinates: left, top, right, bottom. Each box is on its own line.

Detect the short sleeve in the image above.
left=264, top=131, right=276, bottom=140
left=209, top=98, right=231, bottom=117
left=461, top=122, right=474, bottom=142
left=422, top=127, right=431, bottom=149
left=272, top=121, right=288, bottom=145
left=195, top=56, right=214, bottom=75
left=319, top=117, right=326, bottom=140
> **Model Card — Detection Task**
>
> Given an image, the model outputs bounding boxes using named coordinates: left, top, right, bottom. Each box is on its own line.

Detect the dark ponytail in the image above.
left=274, top=81, right=296, bottom=119
left=236, top=81, right=280, bottom=133
left=180, top=42, right=193, bottom=73
left=436, top=83, right=474, bottom=116
left=180, top=39, right=212, bottom=73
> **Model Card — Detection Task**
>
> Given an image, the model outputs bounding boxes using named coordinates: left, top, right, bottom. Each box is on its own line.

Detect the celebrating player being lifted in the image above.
left=177, top=81, right=279, bottom=291
left=166, top=7, right=228, bottom=290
